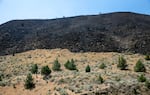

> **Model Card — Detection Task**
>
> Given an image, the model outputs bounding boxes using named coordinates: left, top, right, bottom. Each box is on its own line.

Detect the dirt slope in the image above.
left=0, top=49, right=150, bottom=95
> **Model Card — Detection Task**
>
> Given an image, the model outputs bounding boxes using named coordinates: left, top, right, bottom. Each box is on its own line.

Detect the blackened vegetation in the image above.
left=0, top=12, right=150, bottom=55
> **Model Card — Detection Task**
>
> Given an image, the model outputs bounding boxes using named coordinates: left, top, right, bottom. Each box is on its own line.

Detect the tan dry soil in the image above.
left=0, top=49, right=150, bottom=95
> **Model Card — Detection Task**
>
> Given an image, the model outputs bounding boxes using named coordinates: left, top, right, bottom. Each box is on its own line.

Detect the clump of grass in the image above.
left=0, top=75, right=2, bottom=81
left=13, top=84, right=16, bottom=88
left=99, top=63, right=106, bottom=69
left=57, top=88, right=68, bottom=95
left=58, top=78, right=65, bottom=84
left=145, top=54, right=150, bottom=60
left=115, top=76, right=121, bottom=82
left=0, top=82, right=6, bottom=87
left=97, top=75, right=104, bottom=84
left=138, top=74, right=146, bottom=82
left=145, top=80, right=150, bottom=89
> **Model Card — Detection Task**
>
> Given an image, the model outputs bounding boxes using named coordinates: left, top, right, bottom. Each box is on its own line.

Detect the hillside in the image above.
left=0, top=49, right=150, bottom=95
left=0, top=12, right=150, bottom=55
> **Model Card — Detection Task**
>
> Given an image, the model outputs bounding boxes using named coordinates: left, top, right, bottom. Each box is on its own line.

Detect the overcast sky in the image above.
left=0, top=0, right=150, bottom=24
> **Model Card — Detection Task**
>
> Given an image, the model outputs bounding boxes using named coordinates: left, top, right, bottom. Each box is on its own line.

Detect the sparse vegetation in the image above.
left=31, top=64, right=38, bottom=74
left=85, top=65, right=91, bottom=72
left=138, top=74, right=146, bottom=82
left=97, top=75, right=104, bottom=84
left=57, top=88, right=68, bottom=95
left=1, top=49, right=150, bottom=94
left=24, top=73, right=35, bottom=89
left=134, top=60, right=146, bottom=72
left=58, top=78, right=65, bottom=84
left=0, top=75, right=2, bottom=81
left=145, top=54, right=150, bottom=60
left=115, top=76, right=121, bottom=82
left=117, top=56, right=128, bottom=70
left=12, top=52, right=15, bottom=56
left=99, top=63, right=106, bottom=69
left=13, top=84, right=16, bottom=88
left=145, top=80, right=150, bottom=89
left=64, top=59, right=77, bottom=70
left=41, top=65, right=51, bottom=76
left=132, top=88, right=138, bottom=95
left=0, top=81, right=6, bottom=87
left=52, top=59, right=61, bottom=71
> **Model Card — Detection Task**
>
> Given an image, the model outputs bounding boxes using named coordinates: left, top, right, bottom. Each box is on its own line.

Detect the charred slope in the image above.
left=0, top=12, right=150, bottom=55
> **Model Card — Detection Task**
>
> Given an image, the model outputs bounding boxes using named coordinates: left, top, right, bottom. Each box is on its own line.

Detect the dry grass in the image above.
left=0, top=49, right=150, bottom=95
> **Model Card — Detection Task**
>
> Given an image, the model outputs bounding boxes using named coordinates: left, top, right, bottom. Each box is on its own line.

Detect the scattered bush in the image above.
left=117, top=56, right=128, bottom=70
left=99, top=63, right=106, bottom=69
left=57, top=88, right=68, bottom=95
left=134, top=60, right=146, bottom=72
left=145, top=54, right=150, bottom=60
left=52, top=59, right=61, bottom=71
left=138, top=74, right=146, bottom=82
left=85, top=65, right=91, bottom=72
left=145, top=80, right=150, bottom=89
left=31, top=64, right=38, bottom=74
left=24, top=73, right=35, bottom=89
left=13, top=84, right=16, bottom=88
left=132, top=88, right=138, bottom=95
left=0, top=81, right=6, bottom=87
left=97, top=75, right=104, bottom=84
left=64, top=59, right=77, bottom=70
left=12, top=52, right=15, bottom=56
left=58, top=78, right=65, bottom=84
left=115, top=76, right=121, bottom=82
left=0, top=76, right=2, bottom=81
left=41, top=65, right=51, bottom=76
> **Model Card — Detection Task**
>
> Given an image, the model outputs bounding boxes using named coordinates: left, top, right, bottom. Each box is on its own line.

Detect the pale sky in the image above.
left=0, top=0, right=150, bottom=24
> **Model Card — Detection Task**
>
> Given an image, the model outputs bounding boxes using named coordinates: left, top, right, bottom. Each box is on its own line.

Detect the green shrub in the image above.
left=0, top=76, right=2, bottom=81
left=145, top=54, right=150, bottom=60
left=24, top=73, right=35, bottom=89
left=41, top=65, right=51, bottom=76
left=99, top=63, right=106, bottom=69
left=64, top=60, right=70, bottom=69
left=117, top=56, right=128, bottom=70
left=97, top=75, right=104, bottom=84
left=134, top=60, right=146, bottom=72
left=138, top=74, right=146, bottom=82
left=85, top=65, right=91, bottom=72
left=64, top=59, right=77, bottom=70
left=52, top=59, right=61, bottom=71
left=145, top=80, right=150, bottom=89
left=31, top=64, right=38, bottom=74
